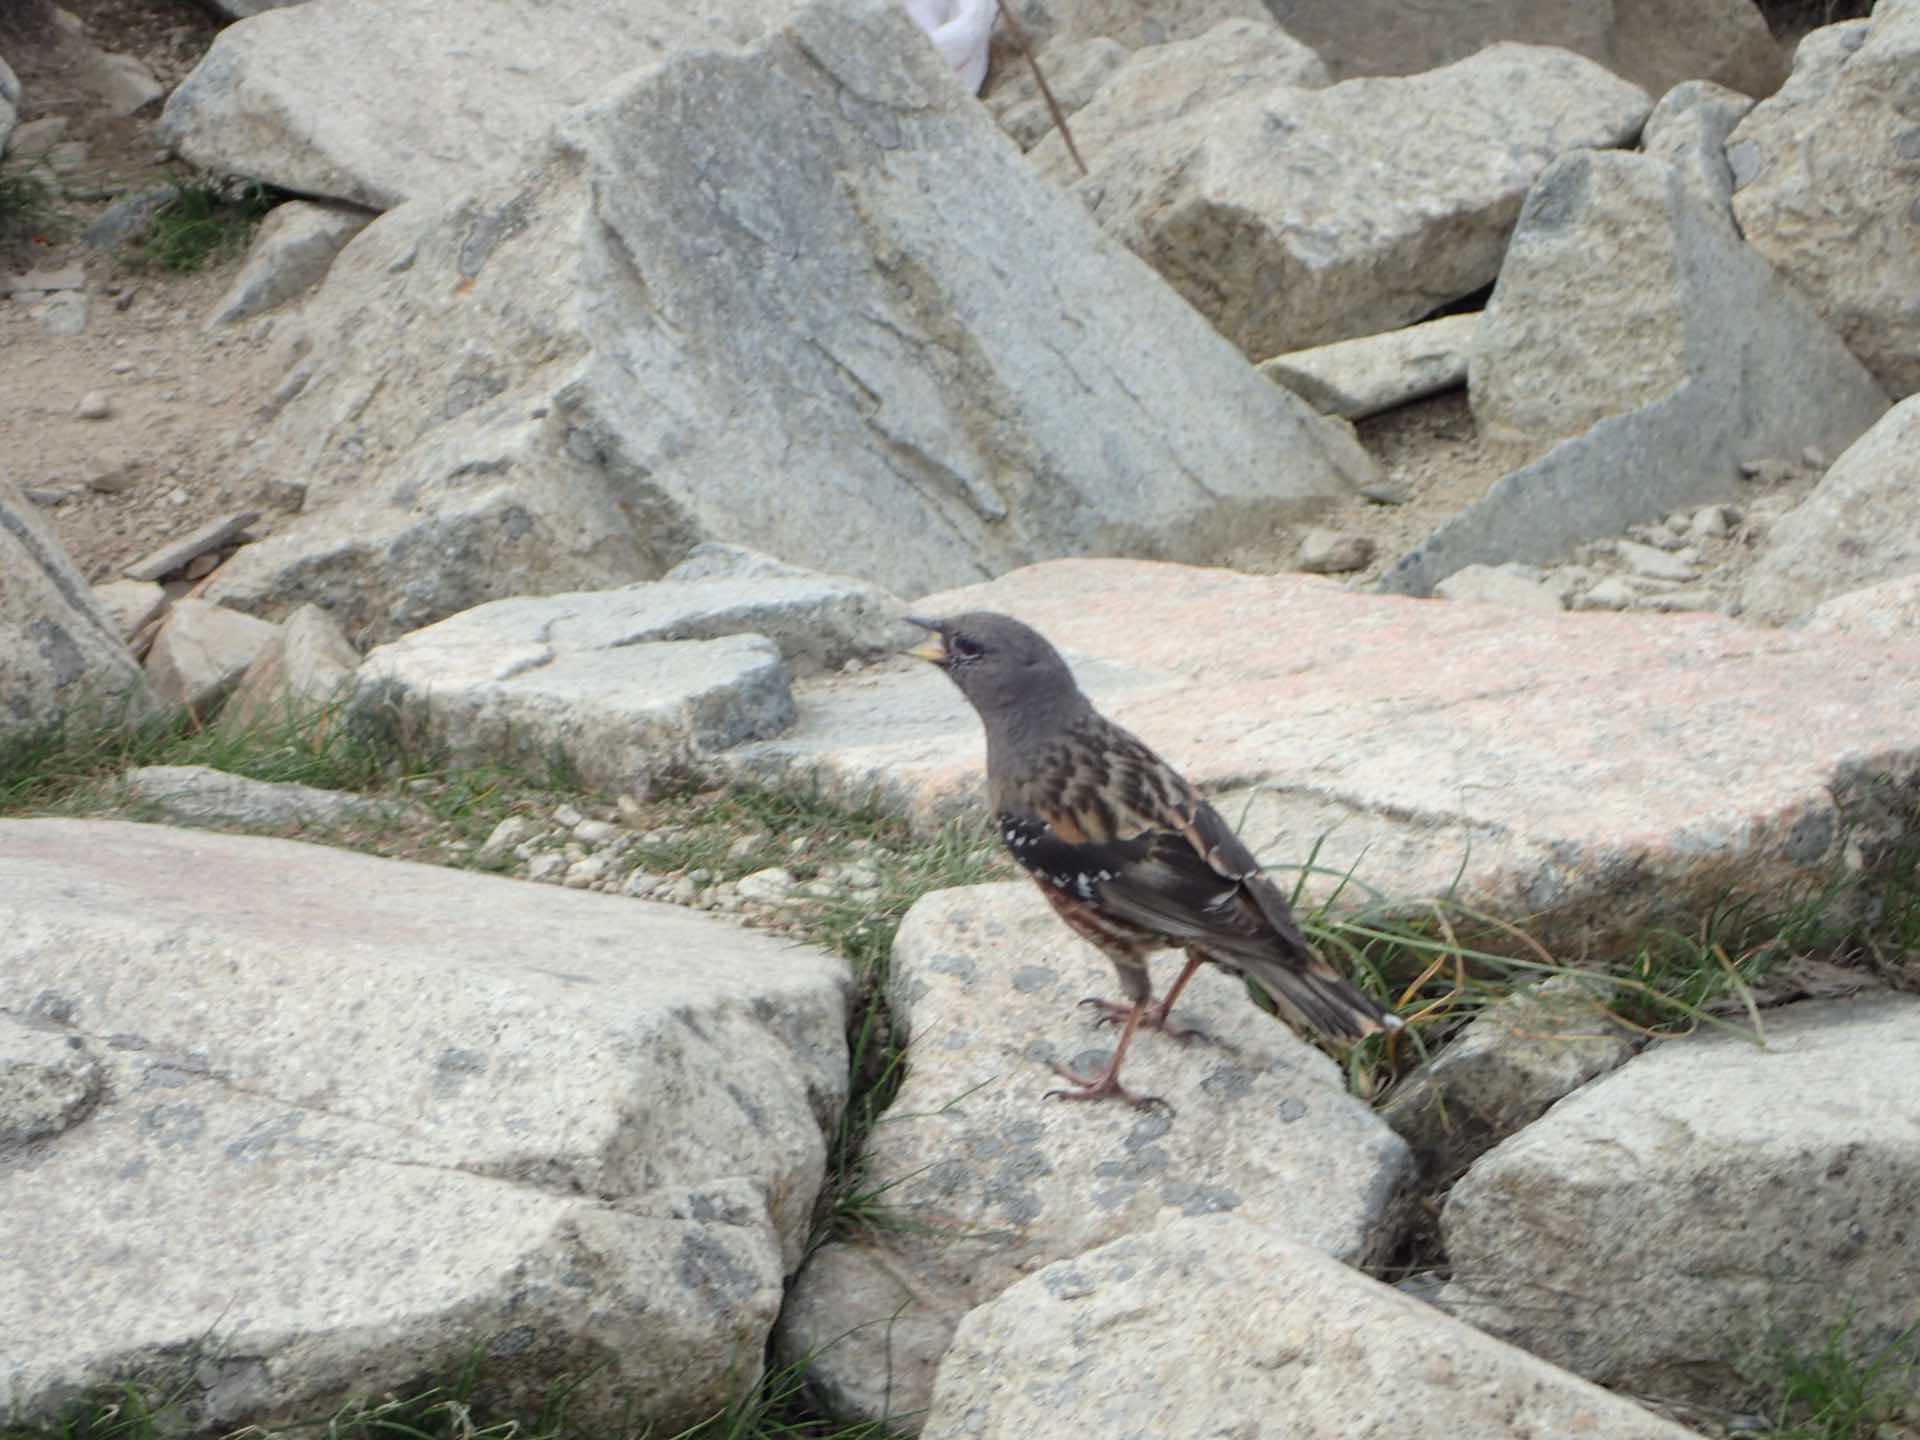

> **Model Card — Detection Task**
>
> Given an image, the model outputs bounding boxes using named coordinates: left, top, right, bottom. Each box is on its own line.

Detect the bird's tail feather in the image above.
left=1244, top=956, right=1401, bottom=1042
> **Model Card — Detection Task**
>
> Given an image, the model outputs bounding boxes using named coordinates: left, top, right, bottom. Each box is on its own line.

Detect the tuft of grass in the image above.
left=127, top=178, right=278, bottom=273
left=0, top=160, right=70, bottom=261
left=1758, top=1316, right=1919, bottom=1439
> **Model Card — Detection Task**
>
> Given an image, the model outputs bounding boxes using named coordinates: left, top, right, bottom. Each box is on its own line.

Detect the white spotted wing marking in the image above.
left=999, top=812, right=1126, bottom=901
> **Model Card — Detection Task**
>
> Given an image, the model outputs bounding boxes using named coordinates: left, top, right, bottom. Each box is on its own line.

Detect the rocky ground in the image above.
left=0, top=0, right=1831, bottom=613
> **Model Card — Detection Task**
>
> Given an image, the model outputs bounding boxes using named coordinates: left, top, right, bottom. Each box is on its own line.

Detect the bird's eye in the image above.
left=950, top=634, right=983, bottom=661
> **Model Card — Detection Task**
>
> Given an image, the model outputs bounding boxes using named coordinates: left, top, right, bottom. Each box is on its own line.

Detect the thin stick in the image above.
left=993, top=0, right=1088, bottom=176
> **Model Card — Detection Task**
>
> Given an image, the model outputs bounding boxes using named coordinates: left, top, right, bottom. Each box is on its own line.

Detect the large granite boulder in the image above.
left=204, top=0, right=1372, bottom=638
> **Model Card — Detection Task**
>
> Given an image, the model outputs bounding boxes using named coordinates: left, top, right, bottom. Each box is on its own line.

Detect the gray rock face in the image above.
left=1729, top=2, right=1920, bottom=397
left=1257, top=313, right=1476, bottom=419
left=159, top=0, right=809, bottom=209
left=1381, top=976, right=1636, bottom=1185
left=202, top=0, right=1371, bottom=637
left=1741, top=397, right=1920, bottom=625
left=0, top=478, right=156, bottom=742
left=1252, top=0, right=1778, bottom=99
left=353, top=602, right=795, bottom=795
left=143, top=598, right=280, bottom=712
left=1067, top=43, right=1649, bottom=357
left=725, top=557, right=1920, bottom=953
left=120, top=764, right=401, bottom=831
left=206, top=199, right=373, bottom=327
left=778, top=883, right=1411, bottom=1430
left=1640, top=79, right=1755, bottom=212
left=0, top=818, right=849, bottom=1434
left=1440, top=995, right=1920, bottom=1412
left=0, top=55, right=18, bottom=156
left=1026, top=17, right=1329, bottom=179
left=1386, top=149, right=1888, bottom=594
left=1806, top=573, right=1920, bottom=640
left=921, top=1213, right=1703, bottom=1440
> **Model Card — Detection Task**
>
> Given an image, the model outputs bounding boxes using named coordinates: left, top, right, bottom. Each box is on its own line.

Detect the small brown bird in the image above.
left=907, top=611, right=1400, bottom=1110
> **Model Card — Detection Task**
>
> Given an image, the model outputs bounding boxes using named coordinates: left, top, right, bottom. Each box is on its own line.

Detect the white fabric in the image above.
left=901, top=0, right=994, bottom=93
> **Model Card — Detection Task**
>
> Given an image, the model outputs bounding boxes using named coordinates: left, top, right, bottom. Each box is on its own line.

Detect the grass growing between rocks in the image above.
left=124, top=177, right=278, bottom=273
left=1757, top=1316, right=1919, bottom=1439
left=0, top=159, right=69, bottom=261
left=2, top=1350, right=909, bottom=1440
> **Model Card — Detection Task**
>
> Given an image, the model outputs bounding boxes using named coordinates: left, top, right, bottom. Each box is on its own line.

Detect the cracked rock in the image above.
left=0, top=817, right=850, bottom=1435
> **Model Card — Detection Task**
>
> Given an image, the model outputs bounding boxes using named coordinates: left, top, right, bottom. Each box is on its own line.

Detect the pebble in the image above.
left=480, top=815, right=540, bottom=858
left=1690, top=505, right=1736, bottom=542
left=1633, top=588, right=1720, bottom=613
left=551, top=803, right=585, bottom=828
left=727, top=832, right=770, bottom=861
left=622, top=869, right=661, bottom=898
left=572, top=818, right=619, bottom=845
left=110, top=360, right=136, bottom=375
left=1296, top=528, right=1377, bottom=575
left=616, top=794, right=646, bottom=826
left=75, top=391, right=112, bottom=420
left=525, top=853, right=568, bottom=883
left=666, top=875, right=700, bottom=906
left=1573, top=577, right=1638, bottom=611
left=564, top=856, right=610, bottom=888
left=736, top=867, right=798, bottom=903
left=1614, top=540, right=1699, bottom=582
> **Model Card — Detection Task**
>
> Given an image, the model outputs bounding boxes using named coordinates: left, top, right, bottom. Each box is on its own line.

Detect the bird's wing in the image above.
left=1000, top=801, right=1305, bottom=963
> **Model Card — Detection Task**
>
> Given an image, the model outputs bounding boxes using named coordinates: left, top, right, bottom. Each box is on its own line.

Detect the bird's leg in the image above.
left=1078, top=952, right=1211, bottom=1045
left=1045, top=998, right=1166, bottom=1111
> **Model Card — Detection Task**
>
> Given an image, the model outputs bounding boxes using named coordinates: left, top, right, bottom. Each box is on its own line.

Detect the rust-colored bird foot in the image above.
left=1076, top=996, right=1211, bottom=1046
left=1043, top=1061, right=1170, bottom=1112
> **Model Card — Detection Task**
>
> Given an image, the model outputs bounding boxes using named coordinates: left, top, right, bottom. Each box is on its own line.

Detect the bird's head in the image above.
left=904, top=610, right=1082, bottom=724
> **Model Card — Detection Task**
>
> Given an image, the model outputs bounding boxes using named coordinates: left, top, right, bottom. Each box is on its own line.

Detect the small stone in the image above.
left=37, top=292, right=90, bottom=337
left=21, top=486, right=69, bottom=508
left=686, top=867, right=714, bottom=885
left=86, top=463, right=137, bottom=495
left=1801, top=445, right=1827, bottom=470
left=564, top=856, right=610, bottom=888
left=550, top=803, right=584, bottom=828
left=1573, top=577, right=1637, bottom=611
left=1296, top=528, right=1377, bottom=574
left=622, top=869, right=661, bottom=898
left=1433, top=564, right=1564, bottom=612
left=727, top=833, right=770, bottom=861
left=1690, top=505, right=1734, bottom=541
left=480, top=815, right=539, bottom=858
left=525, top=853, right=568, bottom=882
left=110, top=360, right=136, bottom=375
left=737, top=867, right=798, bottom=903
left=75, top=391, right=112, bottom=420
left=572, top=819, right=619, bottom=845
left=842, top=863, right=882, bottom=891
left=182, top=553, right=221, bottom=581
left=616, top=794, right=645, bottom=826
left=667, top=875, right=700, bottom=906
left=1615, top=540, right=1699, bottom=582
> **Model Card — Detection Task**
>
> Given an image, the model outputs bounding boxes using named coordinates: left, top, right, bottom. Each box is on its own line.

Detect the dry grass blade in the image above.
left=992, top=0, right=1087, bottom=176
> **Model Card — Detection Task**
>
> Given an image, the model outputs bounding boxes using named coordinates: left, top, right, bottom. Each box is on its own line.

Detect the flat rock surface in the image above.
left=0, top=819, right=850, bottom=1433
left=1441, top=995, right=1920, bottom=1410
left=921, top=1213, right=1703, bottom=1440
left=158, top=0, right=809, bottom=209
left=778, top=883, right=1411, bottom=1429
left=725, top=557, right=1920, bottom=943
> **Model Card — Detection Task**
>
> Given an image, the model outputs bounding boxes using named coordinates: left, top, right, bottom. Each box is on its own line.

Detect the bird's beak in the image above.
left=903, top=616, right=949, bottom=665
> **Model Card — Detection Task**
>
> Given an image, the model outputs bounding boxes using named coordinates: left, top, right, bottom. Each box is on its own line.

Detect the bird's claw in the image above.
left=1043, top=1062, right=1172, bottom=1113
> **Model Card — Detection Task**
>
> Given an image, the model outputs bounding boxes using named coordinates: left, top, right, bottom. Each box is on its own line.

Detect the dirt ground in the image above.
left=0, top=0, right=1823, bottom=604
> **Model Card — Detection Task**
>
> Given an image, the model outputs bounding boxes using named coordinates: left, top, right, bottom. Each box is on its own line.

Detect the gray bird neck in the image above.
left=981, top=677, right=1093, bottom=785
